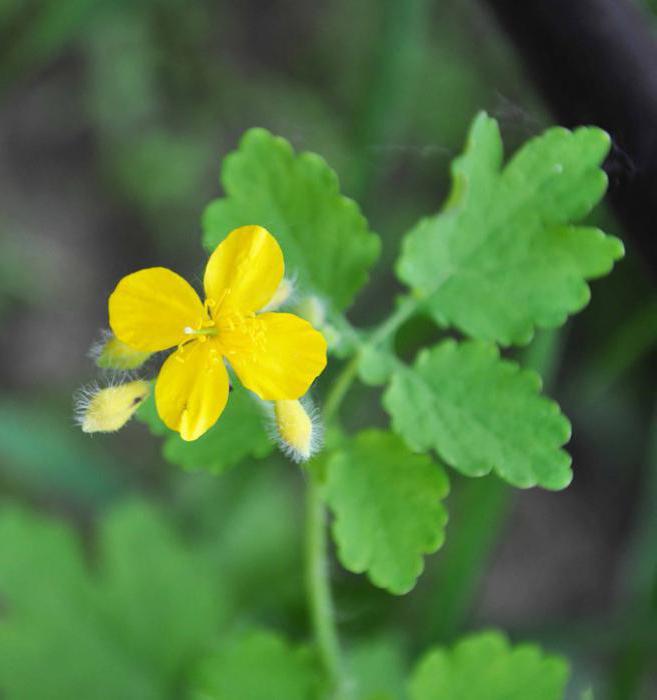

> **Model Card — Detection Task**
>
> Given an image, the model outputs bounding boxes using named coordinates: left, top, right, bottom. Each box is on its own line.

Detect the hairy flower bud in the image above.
left=261, top=277, right=295, bottom=311
left=272, top=398, right=322, bottom=462
left=74, top=379, right=150, bottom=433
left=91, top=330, right=152, bottom=371
left=295, top=295, right=326, bottom=328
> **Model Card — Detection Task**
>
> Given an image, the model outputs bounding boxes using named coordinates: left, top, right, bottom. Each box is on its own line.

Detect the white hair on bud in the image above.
left=262, top=395, right=323, bottom=463
left=261, top=273, right=298, bottom=312
left=88, top=329, right=153, bottom=373
left=73, top=377, right=150, bottom=434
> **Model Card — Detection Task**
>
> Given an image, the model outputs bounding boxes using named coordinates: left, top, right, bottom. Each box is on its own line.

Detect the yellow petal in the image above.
left=222, top=312, right=327, bottom=400
left=155, top=340, right=229, bottom=441
left=109, top=267, right=205, bottom=352
left=204, top=225, right=284, bottom=315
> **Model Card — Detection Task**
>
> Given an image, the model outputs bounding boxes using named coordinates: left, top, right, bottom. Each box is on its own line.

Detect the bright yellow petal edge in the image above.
left=204, top=225, right=284, bottom=315
left=222, top=312, right=328, bottom=401
left=109, top=267, right=205, bottom=352
left=155, top=340, right=230, bottom=441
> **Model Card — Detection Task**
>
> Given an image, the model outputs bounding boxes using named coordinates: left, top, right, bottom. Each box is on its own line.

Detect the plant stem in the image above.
left=303, top=354, right=367, bottom=697
left=302, top=298, right=417, bottom=695
left=305, top=473, right=346, bottom=697
left=322, top=355, right=361, bottom=424
left=368, top=295, right=419, bottom=348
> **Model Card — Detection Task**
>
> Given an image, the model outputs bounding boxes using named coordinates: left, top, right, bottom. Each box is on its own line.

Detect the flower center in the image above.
left=180, top=298, right=266, bottom=359
left=183, top=325, right=217, bottom=337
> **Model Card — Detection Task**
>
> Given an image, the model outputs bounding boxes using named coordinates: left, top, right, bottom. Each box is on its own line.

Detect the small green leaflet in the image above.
left=191, top=630, right=322, bottom=700
left=383, top=340, right=572, bottom=490
left=325, top=430, right=449, bottom=595
left=397, top=112, right=624, bottom=346
left=137, top=385, right=272, bottom=473
left=408, top=630, right=570, bottom=700
left=203, top=128, right=380, bottom=311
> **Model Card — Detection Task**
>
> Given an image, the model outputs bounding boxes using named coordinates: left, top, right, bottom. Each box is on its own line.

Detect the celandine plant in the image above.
left=75, top=112, right=623, bottom=699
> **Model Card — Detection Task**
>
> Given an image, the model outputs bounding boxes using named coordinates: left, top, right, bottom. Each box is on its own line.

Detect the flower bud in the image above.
left=91, top=330, right=152, bottom=371
left=295, top=295, right=326, bottom=328
left=262, top=277, right=295, bottom=311
left=295, top=295, right=342, bottom=351
left=272, top=398, right=321, bottom=462
left=74, top=379, right=150, bottom=434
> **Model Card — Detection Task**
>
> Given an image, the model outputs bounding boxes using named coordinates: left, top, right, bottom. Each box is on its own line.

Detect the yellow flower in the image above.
left=108, top=225, right=327, bottom=441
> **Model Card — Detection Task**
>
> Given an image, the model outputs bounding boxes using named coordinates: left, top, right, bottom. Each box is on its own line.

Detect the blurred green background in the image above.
left=0, top=0, right=655, bottom=698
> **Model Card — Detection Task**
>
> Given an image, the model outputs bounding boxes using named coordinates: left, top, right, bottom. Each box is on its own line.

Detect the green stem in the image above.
left=368, top=296, right=419, bottom=348
left=322, top=355, right=361, bottom=424
left=302, top=299, right=418, bottom=694
left=305, top=474, right=346, bottom=696
left=302, top=358, right=364, bottom=698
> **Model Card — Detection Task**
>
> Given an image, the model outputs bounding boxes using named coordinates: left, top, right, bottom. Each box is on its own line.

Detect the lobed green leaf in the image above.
left=191, top=630, right=322, bottom=700
left=203, top=128, right=380, bottom=311
left=383, top=339, right=572, bottom=490
left=325, top=430, right=449, bottom=594
left=409, top=630, right=570, bottom=700
left=397, top=112, right=624, bottom=345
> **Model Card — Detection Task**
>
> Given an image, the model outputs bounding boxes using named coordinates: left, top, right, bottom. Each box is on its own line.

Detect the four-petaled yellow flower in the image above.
left=108, top=226, right=327, bottom=441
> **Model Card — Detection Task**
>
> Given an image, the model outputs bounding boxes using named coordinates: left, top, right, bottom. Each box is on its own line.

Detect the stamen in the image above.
left=183, top=326, right=217, bottom=337
left=204, top=298, right=216, bottom=319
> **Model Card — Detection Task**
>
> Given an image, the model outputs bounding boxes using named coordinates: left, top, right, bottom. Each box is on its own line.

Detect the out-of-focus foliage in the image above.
left=408, top=631, right=570, bottom=700
left=0, top=502, right=222, bottom=698
left=191, top=630, right=322, bottom=700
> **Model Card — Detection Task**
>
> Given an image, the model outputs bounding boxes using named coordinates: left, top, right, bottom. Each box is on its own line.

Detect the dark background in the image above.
left=0, top=1, right=656, bottom=698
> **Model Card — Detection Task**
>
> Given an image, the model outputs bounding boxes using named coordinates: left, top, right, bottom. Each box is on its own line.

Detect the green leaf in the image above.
left=348, top=636, right=407, bottom=700
left=137, top=385, right=272, bottom=473
left=0, top=506, right=159, bottom=699
left=0, top=502, right=223, bottom=699
left=203, top=128, right=380, bottom=311
left=325, top=430, right=449, bottom=594
left=383, top=339, right=572, bottom=490
left=187, top=463, right=305, bottom=616
left=397, top=112, right=623, bottom=345
left=408, top=630, right=570, bottom=700
left=358, top=344, right=399, bottom=387
left=97, top=502, right=224, bottom=682
left=191, top=630, right=322, bottom=700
